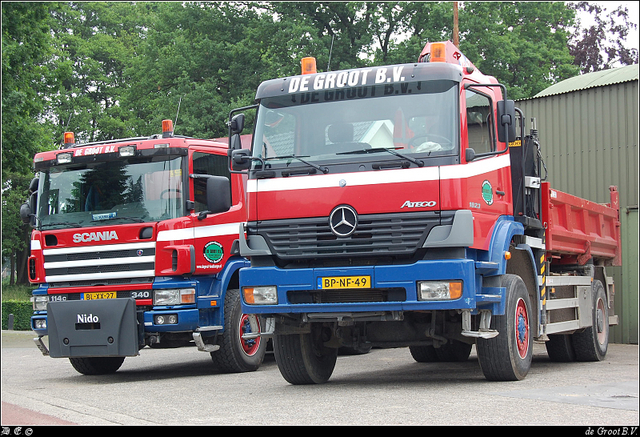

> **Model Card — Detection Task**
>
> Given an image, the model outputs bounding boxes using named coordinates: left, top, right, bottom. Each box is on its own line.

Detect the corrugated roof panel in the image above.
left=531, top=64, right=638, bottom=98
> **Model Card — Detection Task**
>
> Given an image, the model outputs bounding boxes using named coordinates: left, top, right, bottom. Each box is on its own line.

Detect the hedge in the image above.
left=2, top=301, right=32, bottom=330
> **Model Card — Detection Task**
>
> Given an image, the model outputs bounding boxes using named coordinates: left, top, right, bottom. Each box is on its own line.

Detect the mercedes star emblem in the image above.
left=329, top=205, right=358, bottom=237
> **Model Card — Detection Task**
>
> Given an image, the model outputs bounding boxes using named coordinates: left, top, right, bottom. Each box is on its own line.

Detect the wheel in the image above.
left=69, top=356, right=125, bottom=375
left=273, top=323, right=338, bottom=384
left=572, top=280, right=609, bottom=361
left=409, top=345, right=438, bottom=362
left=545, top=334, right=576, bottom=362
left=477, top=274, right=533, bottom=381
left=435, top=340, right=473, bottom=362
left=210, top=288, right=266, bottom=372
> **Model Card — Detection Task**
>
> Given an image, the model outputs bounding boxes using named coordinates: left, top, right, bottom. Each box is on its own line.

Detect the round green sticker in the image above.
left=481, top=180, right=494, bottom=205
left=204, top=241, right=224, bottom=263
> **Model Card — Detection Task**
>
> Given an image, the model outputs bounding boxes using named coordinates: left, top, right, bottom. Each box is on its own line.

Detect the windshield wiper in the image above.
left=266, top=154, right=329, bottom=174
left=337, top=147, right=424, bottom=167
left=91, top=215, right=146, bottom=223
left=39, top=222, right=82, bottom=229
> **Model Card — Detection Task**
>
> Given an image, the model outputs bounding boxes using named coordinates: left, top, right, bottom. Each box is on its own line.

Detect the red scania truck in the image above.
left=228, top=41, right=621, bottom=384
left=20, top=121, right=267, bottom=375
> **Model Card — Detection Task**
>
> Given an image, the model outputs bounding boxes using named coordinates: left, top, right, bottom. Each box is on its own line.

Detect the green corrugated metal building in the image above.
left=517, top=64, right=638, bottom=344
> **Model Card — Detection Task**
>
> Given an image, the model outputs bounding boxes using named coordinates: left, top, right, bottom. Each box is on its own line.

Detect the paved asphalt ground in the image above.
left=1, top=329, right=638, bottom=426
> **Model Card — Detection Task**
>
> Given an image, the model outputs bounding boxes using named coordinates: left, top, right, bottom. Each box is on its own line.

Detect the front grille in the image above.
left=251, top=211, right=450, bottom=260
left=288, top=288, right=406, bottom=304
left=43, top=242, right=156, bottom=287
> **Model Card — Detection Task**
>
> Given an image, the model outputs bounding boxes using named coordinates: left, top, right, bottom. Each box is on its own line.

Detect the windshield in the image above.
left=36, top=156, right=184, bottom=229
left=252, top=79, right=458, bottom=172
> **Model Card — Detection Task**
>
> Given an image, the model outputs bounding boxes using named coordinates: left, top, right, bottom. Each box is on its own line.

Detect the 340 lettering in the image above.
left=131, top=291, right=151, bottom=299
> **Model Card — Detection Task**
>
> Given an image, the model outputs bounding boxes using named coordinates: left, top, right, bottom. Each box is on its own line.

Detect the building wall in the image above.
left=517, top=80, right=638, bottom=344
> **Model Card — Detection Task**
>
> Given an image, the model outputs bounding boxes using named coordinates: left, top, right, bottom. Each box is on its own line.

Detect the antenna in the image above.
left=174, top=95, right=183, bottom=131
left=327, top=34, right=335, bottom=71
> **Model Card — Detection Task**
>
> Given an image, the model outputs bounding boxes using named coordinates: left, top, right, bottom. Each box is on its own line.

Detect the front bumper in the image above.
left=240, top=258, right=503, bottom=315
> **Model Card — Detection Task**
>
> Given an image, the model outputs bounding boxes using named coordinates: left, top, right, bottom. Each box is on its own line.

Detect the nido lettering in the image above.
left=77, top=313, right=99, bottom=323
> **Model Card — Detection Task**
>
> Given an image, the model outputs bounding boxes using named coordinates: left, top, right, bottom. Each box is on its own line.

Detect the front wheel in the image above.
left=273, top=323, right=338, bottom=384
left=477, top=274, right=533, bottom=381
left=69, top=356, right=125, bottom=375
left=210, top=288, right=266, bottom=372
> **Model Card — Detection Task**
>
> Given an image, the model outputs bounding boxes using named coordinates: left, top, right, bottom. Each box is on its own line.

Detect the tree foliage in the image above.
left=568, top=2, right=639, bottom=73
left=2, top=1, right=638, bottom=283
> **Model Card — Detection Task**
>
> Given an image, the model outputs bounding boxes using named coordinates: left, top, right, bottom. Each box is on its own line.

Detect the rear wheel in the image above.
left=545, top=334, right=576, bottom=362
left=69, top=356, right=125, bottom=375
left=273, top=323, right=338, bottom=384
left=477, top=274, right=533, bottom=381
left=572, top=280, right=608, bottom=361
left=210, top=288, right=266, bottom=372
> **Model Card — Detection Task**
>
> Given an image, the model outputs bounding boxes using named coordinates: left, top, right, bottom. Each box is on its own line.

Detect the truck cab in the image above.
left=229, top=42, right=619, bottom=384
left=22, top=122, right=266, bottom=375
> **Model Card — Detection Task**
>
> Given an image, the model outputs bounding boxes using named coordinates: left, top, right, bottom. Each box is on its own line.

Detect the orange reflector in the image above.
left=505, top=251, right=512, bottom=260
left=301, top=57, right=317, bottom=75
left=63, top=132, right=75, bottom=144
left=449, top=282, right=462, bottom=299
left=162, top=119, right=173, bottom=133
left=430, top=42, right=446, bottom=62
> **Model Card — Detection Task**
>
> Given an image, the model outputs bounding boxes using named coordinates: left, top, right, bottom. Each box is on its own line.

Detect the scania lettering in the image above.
left=229, top=41, right=621, bottom=384
left=21, top=122, right=267, bottom=375
left=72, top=231, right=119, bottom=243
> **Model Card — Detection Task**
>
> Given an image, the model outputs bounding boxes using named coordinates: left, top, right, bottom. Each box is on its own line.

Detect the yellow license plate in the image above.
left=318, top=276, right=371, bottom=289
left=82, top=292, right=117, bottom=300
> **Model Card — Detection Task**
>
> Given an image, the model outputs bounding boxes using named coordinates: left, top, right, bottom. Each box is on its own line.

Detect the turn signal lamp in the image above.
left=430, top=42, right=446, bottom=62
left=301, top=57, right=317, bottom=75
left=162, top=119, right=174, bottom=138
left=417, top=281, right=462, bottom=300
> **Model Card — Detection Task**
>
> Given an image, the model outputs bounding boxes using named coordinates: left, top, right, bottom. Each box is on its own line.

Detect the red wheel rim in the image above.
left=515, top=297, right=529, bottom=359
left=239, top=314, right=261, bottom=357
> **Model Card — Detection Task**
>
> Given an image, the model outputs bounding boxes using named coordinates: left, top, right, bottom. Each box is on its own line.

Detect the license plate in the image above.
left=318, top=276, right=371, bottom=289
left=82, top=292, right=116, bottom=300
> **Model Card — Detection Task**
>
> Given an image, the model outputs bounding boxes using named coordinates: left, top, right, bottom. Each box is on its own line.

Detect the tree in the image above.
left=568, top=2, right=639, bottom=73
left=459, top=2, right=579, bottom=100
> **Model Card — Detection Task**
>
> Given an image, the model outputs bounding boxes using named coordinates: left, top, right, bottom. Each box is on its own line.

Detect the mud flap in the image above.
left=47, top=298, right=139, bottom=358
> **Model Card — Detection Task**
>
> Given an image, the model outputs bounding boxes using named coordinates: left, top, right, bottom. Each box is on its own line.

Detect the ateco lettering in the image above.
left=73, top=230, right=119, bottom=243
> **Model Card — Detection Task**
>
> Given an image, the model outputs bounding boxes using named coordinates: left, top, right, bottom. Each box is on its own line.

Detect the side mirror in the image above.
left=20, top=202, right=32, bottom=224
left=465, top=148, right=476, bottom=162
left=231, top=149, right=251, bottom=171
left=229, top=113, right=245, bottom=135
left=496, top=100, right=516, bottom=143
left=206, top=176, right=231, bottom=215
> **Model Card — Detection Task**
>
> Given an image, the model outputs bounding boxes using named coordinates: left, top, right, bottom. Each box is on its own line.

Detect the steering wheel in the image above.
left=160, top=188, right=181, bottom=199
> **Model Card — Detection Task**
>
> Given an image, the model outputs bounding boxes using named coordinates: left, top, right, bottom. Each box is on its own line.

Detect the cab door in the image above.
left=189, top=148, right=243, bottom=275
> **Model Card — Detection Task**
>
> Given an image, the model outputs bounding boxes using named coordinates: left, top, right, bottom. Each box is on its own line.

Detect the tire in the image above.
left=572, top=280, right=608, bottom=362
left=477, top=274, right=533, bottom=381
left=273, top=323, right=338, bottom=385
left=435, top=340, right=473, bottom=362
left=545, top=334, right=576, bottom=362
left=409, top=345, right=438, bottom=362
left=210, top=288, right=266, bottom=372
left=410, top=340, right=472, bottom=363
left=69, top=356, right=125, bottom=375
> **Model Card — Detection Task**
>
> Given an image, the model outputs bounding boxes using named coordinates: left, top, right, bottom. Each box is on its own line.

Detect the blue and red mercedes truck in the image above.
left=20, top=121, right=267, bottom=375
left=228, top=41, right=621, bottom=384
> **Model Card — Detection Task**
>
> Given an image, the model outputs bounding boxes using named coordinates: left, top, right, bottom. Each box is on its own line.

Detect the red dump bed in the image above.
left=541, top=182, right=621, bottom=266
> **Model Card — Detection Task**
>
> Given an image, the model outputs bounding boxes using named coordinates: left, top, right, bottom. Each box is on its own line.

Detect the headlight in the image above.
left=34, top=319, right=47, bottom=329
left=56, top=153, right=72, bottom=164
left=154, top=288, right=195, bottom=306
left=417, top=281, right=462, bottom=300
left=243, top=286, right=277, bottom=305
left=154, top=314, right=178, bottom=325
left=119, top=145, right=136, bottom=157
left=31, top=295, right=48, bottom=311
